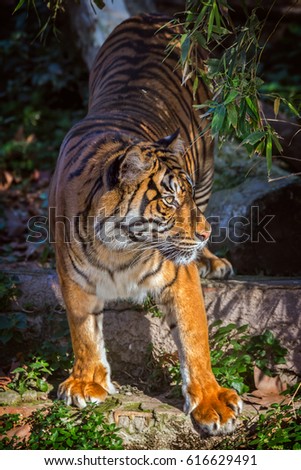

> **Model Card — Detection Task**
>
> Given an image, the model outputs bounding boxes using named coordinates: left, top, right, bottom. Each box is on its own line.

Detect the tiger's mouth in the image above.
left=156, top=237, right=208, bottom=265
left=126, top=229, right=208, bottom=265
left=95, top=216, right=209, bottom=264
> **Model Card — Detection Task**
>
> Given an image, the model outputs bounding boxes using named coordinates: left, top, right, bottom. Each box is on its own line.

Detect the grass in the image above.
left=0, top=402, right=123, bottom=450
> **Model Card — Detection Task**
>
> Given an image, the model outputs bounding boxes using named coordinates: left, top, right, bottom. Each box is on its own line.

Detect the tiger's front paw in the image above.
left=198, top=256, right=233, bottom=280
left=187, top=384, right=242, bottom=436
left=58, top=376, right=109, bottom=408
left=58, top=362, right=116, bottom=408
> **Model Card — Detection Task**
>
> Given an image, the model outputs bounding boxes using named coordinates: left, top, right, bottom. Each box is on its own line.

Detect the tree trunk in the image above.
left=66, top=0, right=130, bottom=70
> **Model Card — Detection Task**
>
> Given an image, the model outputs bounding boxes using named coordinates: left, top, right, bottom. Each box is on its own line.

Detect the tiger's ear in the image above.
left=119, top=146, right=154, bottom=184
left=156, top=129, right=185, bottom=155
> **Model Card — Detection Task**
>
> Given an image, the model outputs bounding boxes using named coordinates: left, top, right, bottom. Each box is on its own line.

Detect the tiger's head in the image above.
left=96, top=131, right=211, bottom=265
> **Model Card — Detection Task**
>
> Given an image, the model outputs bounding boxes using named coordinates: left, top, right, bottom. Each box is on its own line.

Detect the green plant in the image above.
left=249, top=402, right=301, bottom=450
left=13, top=0, right=106, bottom=39
left=0, top=274, right=25, bottom=345
left=209, top=321, right=287, bottom=394
left=0, top=273, right=20, bottom=311
left=8, top=355, right=53, bottom=394
left=0, top=414, right=22, bottom=450
left=0, top=312, right=27, bottom=346
left=142, top=295, right=164, bottom=318
left=155, top=322, right=288, bottom=395
left=171, top=0, right=300, bottom=178
left=0, top=402, right=123, bottom=450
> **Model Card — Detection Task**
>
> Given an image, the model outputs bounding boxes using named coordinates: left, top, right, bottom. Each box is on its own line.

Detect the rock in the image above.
left=21, top=390, right=37, bottom=403
left=2, top=269, right=301, bottom=382
left=6, top=423, right=31, bottom=442
left=206, top=174, right=301, bottom=276
left=0, top=390, right=21, bottom=406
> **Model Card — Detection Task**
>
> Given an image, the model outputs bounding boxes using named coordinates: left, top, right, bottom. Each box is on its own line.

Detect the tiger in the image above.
left=49, top=13, right=241, bottom=436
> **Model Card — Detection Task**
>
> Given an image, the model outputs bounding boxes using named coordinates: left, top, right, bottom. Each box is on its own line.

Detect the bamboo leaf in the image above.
left=241, top=130, right=266, bottom=146
left=194, top=31, right=207, bottom=48
left=211, top=105, right=226, bottom=135
left=271, top=133, right=283, bottom=154
left=286, top=100, right=300, bottom=118
left=13, top=0, right=26, bottom=14
left=255, top=140, right=266, bottom=156
left=273, top=97, right=280, bottom=118
left=207, top=7, right=215, bottom=41
left=193, top=76, right=199, bottom=99
left=213, top=1, right=221, bottom=29
left=224, top=90, right=239, bottom=105
left=194, top=5, right=209, bottom=30
left=180, top=34, right=190, bottom=65
left=266, top=133, right=273, bottom=176
left=245, top=96, right=259, bottom=121
left=227, top=102, right=238, bottom=129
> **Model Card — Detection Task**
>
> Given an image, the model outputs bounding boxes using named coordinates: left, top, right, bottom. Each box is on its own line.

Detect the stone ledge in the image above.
left=2, top=268, right=301, bottom=379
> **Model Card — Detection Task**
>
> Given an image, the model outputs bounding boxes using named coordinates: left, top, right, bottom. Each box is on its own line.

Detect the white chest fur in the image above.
left=95, top=269, right=146, bottom=302
left=80, top=260, right=163, bottom=303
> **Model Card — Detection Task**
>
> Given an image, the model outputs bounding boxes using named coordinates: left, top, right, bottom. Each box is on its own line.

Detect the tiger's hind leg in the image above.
left=57, top=273, right=115, bottom=408
left=197, top=246, right=233, bottom=280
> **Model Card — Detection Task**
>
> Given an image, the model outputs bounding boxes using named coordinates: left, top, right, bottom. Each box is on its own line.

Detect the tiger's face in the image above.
left=97, top=133, right=211, bottom=265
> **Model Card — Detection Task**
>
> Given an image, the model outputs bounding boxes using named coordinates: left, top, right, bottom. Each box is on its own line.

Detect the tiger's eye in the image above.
left=164, top=196, right=175, bottom=205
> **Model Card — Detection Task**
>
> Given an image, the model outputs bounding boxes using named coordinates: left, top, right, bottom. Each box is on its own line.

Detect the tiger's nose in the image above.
left=195, top=230, right=210, bottom=242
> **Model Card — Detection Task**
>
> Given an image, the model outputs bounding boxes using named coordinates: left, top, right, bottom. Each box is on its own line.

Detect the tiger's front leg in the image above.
left=161, top=263, right=242, bottom=436
left=57, top=271, right=115, bottom=408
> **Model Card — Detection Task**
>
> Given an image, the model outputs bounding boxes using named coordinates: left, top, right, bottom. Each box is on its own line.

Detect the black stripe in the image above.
left=160, top=266, right=179, bottom=293
left=106, top=154, right=126, bottom=189
left=67, top=250, right=93, bottom=287
left=138, top=258, right=164, bottom=285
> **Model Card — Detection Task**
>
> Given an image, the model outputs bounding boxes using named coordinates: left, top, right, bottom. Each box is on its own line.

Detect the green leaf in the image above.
left=11, top=367, right=26, bottom=374
left=213, top=1, right=221, bottom=29
left=36, top=379, right=49, bottom=392
left=193, top=76, right=199, bottom=99
left=266, top=133, right=273, bottom=175
left=0, top=333, right=13, bottom=344
left=282, top=98, right=300, bottom=117
left=227, top=103, right=238, bottom=129
left=0, top=317, right=14, bottom=329
left=272, top=133, right=283, bottom=154
left=180, top=34, right=190, bottom=65
left=245, top=96, right=259, bottom=120
left=230, top=380, right=247, bottom=395
left=273, top=97, right=280, bottom=118
left=211, top=105, right=226, bottom=135
left=13, top=0, right=26, bottom=14
left=224, top=90, right=239, bottom=105
left=207, top=6, right=215, bottom=41
left=287, top=101, right=300, bottom=117
left=241, top=130, right=266, bottom=146
left=194, top=5, right=209, bottom=30
left=194, top=31, right=207, bottom=49
left=206, top=58, right=220, bottom=77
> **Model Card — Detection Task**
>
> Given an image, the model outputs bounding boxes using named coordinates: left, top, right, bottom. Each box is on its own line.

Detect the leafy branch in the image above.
left=13, top=0, right=106, bottom=39
left=172, top=0, right=300, bottom=179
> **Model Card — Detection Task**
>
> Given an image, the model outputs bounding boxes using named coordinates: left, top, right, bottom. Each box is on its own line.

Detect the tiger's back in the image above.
left=50, top=14, right=214, bottom=217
